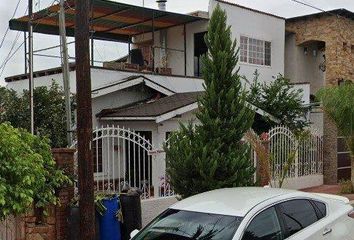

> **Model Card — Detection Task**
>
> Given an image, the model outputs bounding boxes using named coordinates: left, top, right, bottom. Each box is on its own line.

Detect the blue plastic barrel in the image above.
left=98, top=196, right=122, bottom=240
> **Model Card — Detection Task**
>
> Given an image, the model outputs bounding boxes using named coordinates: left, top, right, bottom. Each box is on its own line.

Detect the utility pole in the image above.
left=75, top=0, right=95, bottom=238
left=59, top=0, right=72, bottom=145
left=28, top=0, right=34, bottom=134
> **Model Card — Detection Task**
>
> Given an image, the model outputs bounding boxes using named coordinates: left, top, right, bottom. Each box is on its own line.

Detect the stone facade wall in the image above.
left=15, top=149, right=75, bottom=240
left=286, top=15, right=354, bottom=85
left=286, top=15, right=354, bottom=184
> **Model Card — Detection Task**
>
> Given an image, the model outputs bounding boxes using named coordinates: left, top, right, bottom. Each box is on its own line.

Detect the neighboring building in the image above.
left=284, top=9, right=354, bottom=183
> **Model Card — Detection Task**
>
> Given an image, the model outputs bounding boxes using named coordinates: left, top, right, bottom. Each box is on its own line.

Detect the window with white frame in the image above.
left=240, top=36, right=271, bottom=66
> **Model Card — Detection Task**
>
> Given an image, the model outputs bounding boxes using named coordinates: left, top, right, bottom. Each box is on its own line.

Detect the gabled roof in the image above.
left=97, top=90, right=279, bottom=123
left=9, top=0, right=207, bottom=43
left=97, top=91, right=202, bottom=123
left=92, top=75, right=175, bottom=98
left=287, top=8, right=354, bottom=21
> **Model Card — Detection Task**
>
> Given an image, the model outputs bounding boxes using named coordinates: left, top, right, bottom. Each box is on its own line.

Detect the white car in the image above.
left=131, top=187, right=354, bottom=240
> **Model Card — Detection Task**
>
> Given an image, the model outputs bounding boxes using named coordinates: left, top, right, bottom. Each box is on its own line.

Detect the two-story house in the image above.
left=6, top=0, right=294, bottom=145
left=5, top=0, right=316, bottom=196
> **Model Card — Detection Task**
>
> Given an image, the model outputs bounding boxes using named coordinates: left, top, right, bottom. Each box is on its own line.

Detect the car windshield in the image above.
left=133, top=209, right=243, bottom=240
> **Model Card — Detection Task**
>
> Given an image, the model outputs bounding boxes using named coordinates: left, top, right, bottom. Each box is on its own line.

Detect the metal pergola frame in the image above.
left=9, top=0, right=208, bottom=76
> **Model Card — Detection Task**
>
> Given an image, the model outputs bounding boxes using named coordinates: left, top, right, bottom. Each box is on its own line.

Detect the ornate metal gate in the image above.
left=269, top=126, right=323, bottom=188
left=73, top=126, right=154, bottom=199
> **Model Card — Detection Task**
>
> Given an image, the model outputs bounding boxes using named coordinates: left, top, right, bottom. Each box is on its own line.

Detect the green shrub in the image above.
left=339, top=180, right=354, bottom=194
left=247, top=73, right=311, bottom=134
left=0, top=123, right=70, bottom=219
left=317, top=82, right=354, bottom=156
left=0, top=82, right=75, bottom=148
left=165, top=5, right=255, bottom=198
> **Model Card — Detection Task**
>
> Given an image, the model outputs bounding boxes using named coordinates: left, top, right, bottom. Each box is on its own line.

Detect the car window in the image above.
left=241, top=207, right=283, bottom=240
left=278, top=200, right=318, bottom=238
left=312, top=200, right=326, bottom=218
left=133, top=209, right=243, bottom=240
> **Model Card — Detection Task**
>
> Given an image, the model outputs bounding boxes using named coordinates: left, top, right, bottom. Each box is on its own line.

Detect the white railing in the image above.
left=268, top=126, right=323, bottom=188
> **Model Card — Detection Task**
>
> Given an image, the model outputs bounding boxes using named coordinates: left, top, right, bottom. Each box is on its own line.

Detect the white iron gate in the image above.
left=269, top=126, right=323, bottom=189
left=73, top=126, right=155, bottom=199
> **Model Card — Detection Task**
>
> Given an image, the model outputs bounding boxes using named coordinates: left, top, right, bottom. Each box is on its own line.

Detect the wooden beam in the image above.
left=99, top=13, right=169, bottom=34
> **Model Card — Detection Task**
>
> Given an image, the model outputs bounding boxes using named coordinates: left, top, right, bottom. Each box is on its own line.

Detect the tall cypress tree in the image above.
left=165, top=4, right=255, bottom=198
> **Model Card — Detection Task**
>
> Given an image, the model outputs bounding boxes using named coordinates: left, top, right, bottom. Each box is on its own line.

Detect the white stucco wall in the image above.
left=141, top=196, right=178, bottom=227
left=92, top=89, right=154, bottom=127
left=310, top=109, right=324, bottom=135
left=291, top=83, right=310, bottom=105
left=6, top=67, right=204, bottom=94
left=209, top=0, right=285, bottom=84
left=285, top=33, right=326, bottom=95
left=271, top=175, right=323, bottom=190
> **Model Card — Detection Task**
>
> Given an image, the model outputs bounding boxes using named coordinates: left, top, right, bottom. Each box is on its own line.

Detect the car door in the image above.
left=276, top=199, right=328, bottom=240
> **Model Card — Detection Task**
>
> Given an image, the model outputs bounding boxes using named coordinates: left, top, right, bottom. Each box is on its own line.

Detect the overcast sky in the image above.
left=1, top=0, right=354, bottom=85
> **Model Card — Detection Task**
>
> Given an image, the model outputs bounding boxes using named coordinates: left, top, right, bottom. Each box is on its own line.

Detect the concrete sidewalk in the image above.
left=302, top=185, right=354, bottom=204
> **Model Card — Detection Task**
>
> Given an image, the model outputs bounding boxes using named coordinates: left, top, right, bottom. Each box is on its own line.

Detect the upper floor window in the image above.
left=240, top=36, right=271, bottom=66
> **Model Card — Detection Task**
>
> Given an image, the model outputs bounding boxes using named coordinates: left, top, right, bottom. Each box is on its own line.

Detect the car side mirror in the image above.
left=130, top=229, right=139, bottom=239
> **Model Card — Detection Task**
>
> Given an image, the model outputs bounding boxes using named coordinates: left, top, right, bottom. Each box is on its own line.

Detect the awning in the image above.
left=9, top=0, right=207, bottom=43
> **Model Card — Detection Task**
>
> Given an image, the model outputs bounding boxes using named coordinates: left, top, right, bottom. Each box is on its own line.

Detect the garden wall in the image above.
left=13, top=149, right=75, bottom=240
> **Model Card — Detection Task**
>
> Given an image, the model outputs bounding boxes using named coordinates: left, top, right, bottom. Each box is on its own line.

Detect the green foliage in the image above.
left=271, top=151, right=296, bottom=188
left=0, top=123, right=70, bottom=219
left=339, top=180, right=353, bottom=194
left=165, top=5, right=255, bottom=199
left=247, top=72, right=311, bottom=133
left=0, top=82, right=75, bottom=148
left=317, top=82, right=354, bottom=154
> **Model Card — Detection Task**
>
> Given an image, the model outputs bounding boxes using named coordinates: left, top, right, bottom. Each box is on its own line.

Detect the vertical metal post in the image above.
left=75, top=0, right=95, bottom=238
left=91, top=37, right=94, bottom=66
left=28, top=0, right=34, bottom=134
left=24, top=32, right=27, bottom=74
left=90, top=6, right=94, bottom=66
left=184, top=24, right=187, bottom=76
left=59, top=0, right=73, bottom=145
left=152, top=11, right=155, bottom=72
